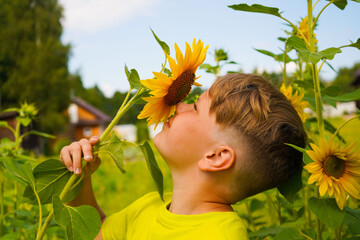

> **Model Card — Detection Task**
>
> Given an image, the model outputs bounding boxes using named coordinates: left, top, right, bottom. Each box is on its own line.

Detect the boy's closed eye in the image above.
left=194, top=103, right=197, bottom=111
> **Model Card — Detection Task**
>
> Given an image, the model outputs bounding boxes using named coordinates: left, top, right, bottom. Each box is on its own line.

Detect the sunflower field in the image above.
left=1, top=0, right=360, bottom=239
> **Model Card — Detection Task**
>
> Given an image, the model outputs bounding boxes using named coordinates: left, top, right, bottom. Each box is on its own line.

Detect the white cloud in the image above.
left=100, top=82, right=116, bottom=97
left=60, top=0, right=160, bottom=33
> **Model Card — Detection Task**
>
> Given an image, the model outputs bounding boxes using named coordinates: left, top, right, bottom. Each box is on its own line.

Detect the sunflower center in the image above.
left=323, top=156, right=345, bottom=179
left=164, top=70, right=195, bottom=106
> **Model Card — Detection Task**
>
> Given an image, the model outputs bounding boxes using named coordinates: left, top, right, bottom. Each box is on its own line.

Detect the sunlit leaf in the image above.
left=150, top=28, right=170, bottom=55
left=250, top=199, right=266, bottom=212
left=23, top=159, right=82, bottom=204
left=1, top=157, right=35, bottom=189
left=254, top=49, right=292, bottom=63
left=0, top=232, right=21, bottom=239
left=308, top=197, right=345, bottom=229
left=140, top=141, right=164, bottom=201
left=228, top=4, right=282, bottom=17
left=318, top=47, right=342, bottom=61
left=0, top=121, right=10, bottom=129
left=98, top=134, right=126, bottom=173
left=286, top=36, right=307, bottom=50
left=124, top=65, right=143, bottom=90
left=328, top=88, right=360, bottom=102
left=53, top=195, right=101, bottom=240
left=284, top=143, right=306, bottom=153
left=324, top=119, right=346, bottom=143
left=274, top=228, right=304, bottom=240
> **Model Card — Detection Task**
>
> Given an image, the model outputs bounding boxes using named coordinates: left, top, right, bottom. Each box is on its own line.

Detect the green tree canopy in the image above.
left=0, top=0, right=70, bottom=133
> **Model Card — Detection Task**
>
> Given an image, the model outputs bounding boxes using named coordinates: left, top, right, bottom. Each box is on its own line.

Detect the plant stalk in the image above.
left=36, top=87, right=146, bottom=239
left=0, top=174, right=4, bottom=237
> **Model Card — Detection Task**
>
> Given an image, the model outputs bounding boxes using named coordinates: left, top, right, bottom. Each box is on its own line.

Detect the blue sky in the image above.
left=60, top=0, right=360, bottom=97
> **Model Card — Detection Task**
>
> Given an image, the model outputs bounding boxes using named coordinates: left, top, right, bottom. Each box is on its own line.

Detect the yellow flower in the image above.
left=297, top=16, right=318, bottom=44
left=304, top=140, right=360, bottom=210
left=280, top=84, right=309, bottom=122
left=138, top=39, right=208, bottom=128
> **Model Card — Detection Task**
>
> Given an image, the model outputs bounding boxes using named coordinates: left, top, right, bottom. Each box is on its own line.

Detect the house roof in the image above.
left=0, top=111, right=18, bottom=120
left=72, top=97, right=111, bottom=122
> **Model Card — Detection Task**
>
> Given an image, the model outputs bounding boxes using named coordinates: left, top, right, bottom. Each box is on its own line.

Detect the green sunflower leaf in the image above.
left=248, top=226, right=283, bottom=238
left=228, top=4, right=282, bottom=17
left=344, top=207, right=360, bottom=235
left=98, top=134, right=126, bottom=173
left=328, top=88, right=360, bottom=102
left=327, top=0, right=348, bottom=10
left=22, top=159, right=82, bottom=204
left=286, top=36, right=308, bottom=50
left=1, top=157, right=35, bottom=190
left=140, top=141, right=164, bottom=201
left=340, top=38, right=360, bottom=50
left=150, top=28, right=170, bottom=55
left=124, top=65, right=143, bottom=90
left=308, top=197, right=345, bottom=229
left=277, top=169, right=303, bottom=204
left=274, top=228, right=304, bottom=240
left=53, top=195, right=101, bottom=240
left=286, top=36, right=342, bottom=63
left=254, top=49, right=292, bottom=63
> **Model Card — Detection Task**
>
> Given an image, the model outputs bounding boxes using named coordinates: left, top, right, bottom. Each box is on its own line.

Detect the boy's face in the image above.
left=154, top=91, right=220, bottom=169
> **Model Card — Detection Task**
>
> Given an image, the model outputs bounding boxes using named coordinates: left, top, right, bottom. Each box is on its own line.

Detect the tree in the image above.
left=0, top=0, right=71, bottom=133
left=331, top=62, right=360, bottom=94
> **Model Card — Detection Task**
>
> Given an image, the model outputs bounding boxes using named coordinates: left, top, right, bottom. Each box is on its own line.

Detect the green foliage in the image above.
left=23, top=159, right=82, bottom=204
left=277, top=170, right=303, bottom=204
left=140, top=142, right=164, bottom=201
left=97, top=134, right=126, bottom=174
left=0, top=0, right=71, bottom=133
left=228, top=4, right=282, bottom=17
left=124, top=65, right=144, bottom=90
left=150, top=28, right=170, bottom=55
left=274, top=228, right=304, bottom=240
left=136, top=121, right=150, bottom=143
left=53, top=195, right=101, bottom=240
left=308, top=197, right=346, bottom=229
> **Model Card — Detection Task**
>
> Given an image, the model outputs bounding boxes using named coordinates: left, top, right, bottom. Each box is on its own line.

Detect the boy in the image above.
left=60, top=73, right=306, bottom=239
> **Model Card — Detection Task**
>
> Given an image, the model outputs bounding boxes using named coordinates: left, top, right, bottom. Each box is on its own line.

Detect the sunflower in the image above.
left=297, top=16, right=318, bottom=44
left=138, top=39, right=208, bottom=128
left=280, top=84, right=309, bottom=122
left=304, top=139, right=360, bottom=210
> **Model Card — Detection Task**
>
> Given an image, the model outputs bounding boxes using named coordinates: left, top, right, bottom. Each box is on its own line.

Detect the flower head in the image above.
left=297, top=16, right=318, bottom=44
left=138, top=39, right=208, bottom=128
left=304, top=140, right=360, bottom=210
left=280, top=84, right=309, bottom=122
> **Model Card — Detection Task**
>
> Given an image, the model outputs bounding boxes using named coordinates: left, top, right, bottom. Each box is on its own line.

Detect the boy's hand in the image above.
left=60, top=136, right=101, bottom=176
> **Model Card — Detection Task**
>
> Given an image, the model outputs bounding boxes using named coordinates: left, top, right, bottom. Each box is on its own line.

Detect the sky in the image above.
left=59, top=0, right=360, bottom=97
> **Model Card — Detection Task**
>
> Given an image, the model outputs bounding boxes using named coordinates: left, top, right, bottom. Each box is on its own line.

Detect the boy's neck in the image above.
left=169, top=171, right=234, bottom=215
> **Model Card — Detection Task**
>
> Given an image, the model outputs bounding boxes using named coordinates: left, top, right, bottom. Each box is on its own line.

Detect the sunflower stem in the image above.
left=283, top=43, right=287, bottom=86
left=331, top=115, right=359, bottom=142
left=279, top=16, right=310, bottom=48
left=100, top=88, right=145, bottom=142
left=313, top=0, right=334, bottom=29
left=160, top=54, right=168, bottom=73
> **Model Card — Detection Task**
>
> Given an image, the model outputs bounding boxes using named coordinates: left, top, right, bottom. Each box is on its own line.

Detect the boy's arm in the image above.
left=60, top=137, right=105, bottom=239
left=67, top=176, right=106, bottom=240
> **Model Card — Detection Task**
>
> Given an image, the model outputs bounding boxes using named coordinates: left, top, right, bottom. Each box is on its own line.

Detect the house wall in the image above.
left=74, top=126, right=100, bottom=140
left=77, top=106, right=97, bottom=120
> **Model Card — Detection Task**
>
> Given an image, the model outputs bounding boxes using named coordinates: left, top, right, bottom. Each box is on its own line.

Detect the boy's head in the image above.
left=154, top=73, right=306, bottom=203
left=208, top=73, right=306, bottom=200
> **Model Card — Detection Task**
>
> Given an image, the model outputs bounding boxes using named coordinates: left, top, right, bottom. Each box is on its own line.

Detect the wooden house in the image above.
left=67, top=98, right=111, bottom=141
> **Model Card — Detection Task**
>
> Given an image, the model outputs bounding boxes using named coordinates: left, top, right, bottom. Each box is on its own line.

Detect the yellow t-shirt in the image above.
left=102, top=192, right=248, bottom=240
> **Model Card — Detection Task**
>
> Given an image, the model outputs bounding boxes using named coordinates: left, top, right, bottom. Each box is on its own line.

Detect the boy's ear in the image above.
left=198, top=146, right=235, bottom=172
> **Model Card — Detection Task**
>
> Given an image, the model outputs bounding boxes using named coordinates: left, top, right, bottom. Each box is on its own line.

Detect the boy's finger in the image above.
left=89, top=136, right=99, bottom=145
left=79, top=138, right=93, bottom=162
left=70, top=142, right=82, bottom=175
left=60, top=147, right=73, bottom=172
